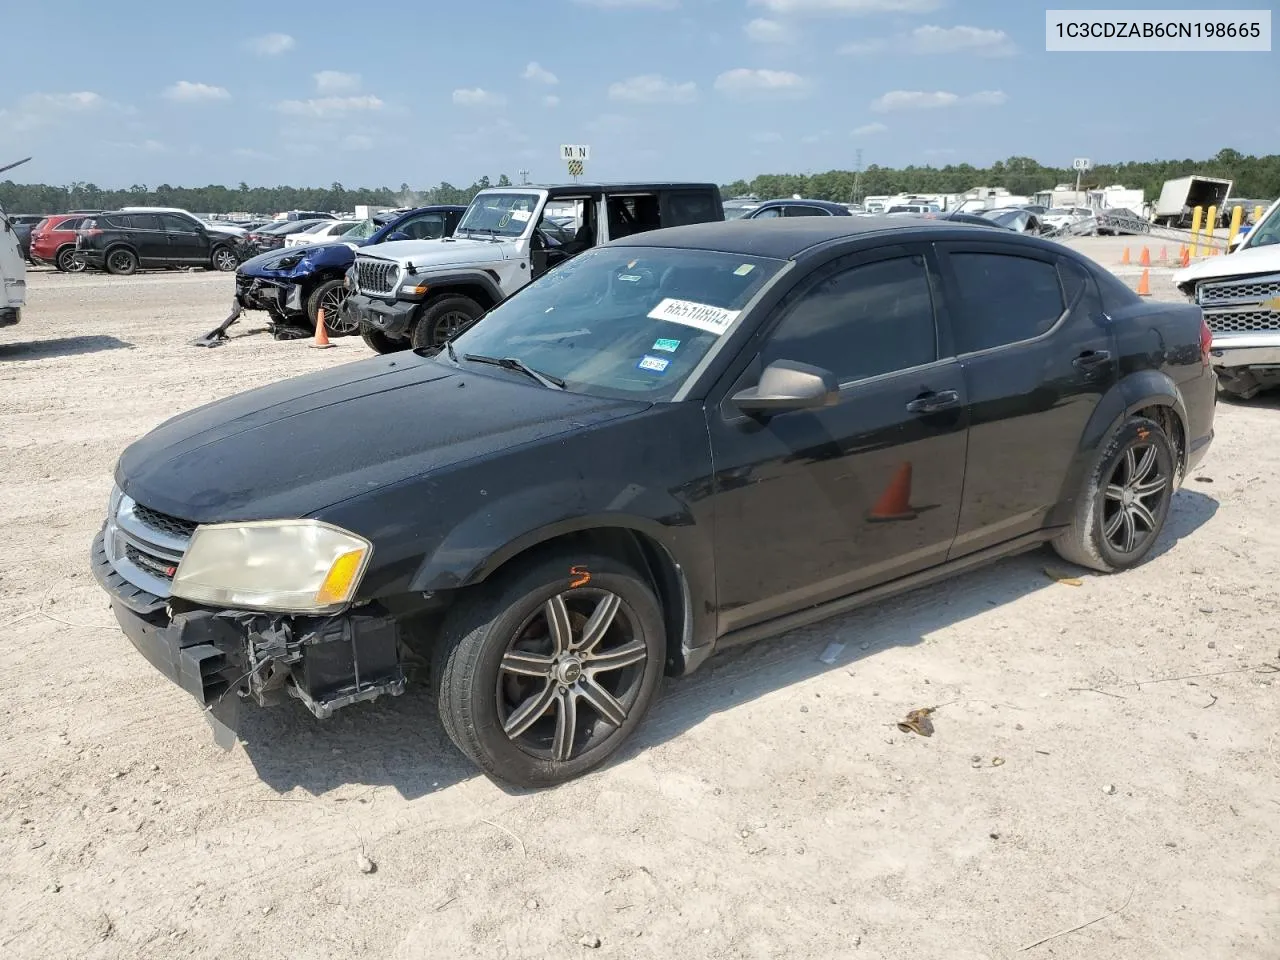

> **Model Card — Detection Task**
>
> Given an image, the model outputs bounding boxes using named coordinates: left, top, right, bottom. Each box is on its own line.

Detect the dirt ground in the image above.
left=1, top=243, right=1277, bottom=960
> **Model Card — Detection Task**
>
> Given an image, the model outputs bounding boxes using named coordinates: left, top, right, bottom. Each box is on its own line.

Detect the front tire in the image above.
left=410, top=294, right=483, bottom=352
left=434, top=551, right=666, bottom=788
left=359, top=323, right=409, bottom=354
left=307, top=279, right=352, bottom=334
left=211, top=246, right=239, bottom=272
left=1051, top=416, right=1175, bottom=572
left=105, top=248, right=138, bottom=276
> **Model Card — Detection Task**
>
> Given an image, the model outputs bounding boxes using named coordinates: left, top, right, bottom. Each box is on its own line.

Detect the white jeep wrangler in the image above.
left=344, top=182, right=723, bottom=354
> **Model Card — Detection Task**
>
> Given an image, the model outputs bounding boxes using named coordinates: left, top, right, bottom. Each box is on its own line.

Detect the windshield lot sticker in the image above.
left=618, top=274, right=643, bottom=282
left=734, top=264, right=756, bottom=276
left=637, top=355, right=671, bottom=373
left=652, top=338, right=681, bottom=353
left=647, top=298, right=740, bottom=335
left=510, top=209, right=532, bottom=222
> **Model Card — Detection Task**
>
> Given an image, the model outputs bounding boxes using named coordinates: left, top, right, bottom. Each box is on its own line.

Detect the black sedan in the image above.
left=91, top=217, right=1217, bottom=787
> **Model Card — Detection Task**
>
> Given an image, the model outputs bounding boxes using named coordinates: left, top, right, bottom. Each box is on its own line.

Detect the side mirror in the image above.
left=732, top=360, right=840, bottom=415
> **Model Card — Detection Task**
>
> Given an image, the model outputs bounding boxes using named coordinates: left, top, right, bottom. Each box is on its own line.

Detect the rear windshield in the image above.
left=447, top=246, right=785, bottom=400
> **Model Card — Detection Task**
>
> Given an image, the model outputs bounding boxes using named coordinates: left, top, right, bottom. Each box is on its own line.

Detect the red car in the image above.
left=30, top=214, right=90, bottom=272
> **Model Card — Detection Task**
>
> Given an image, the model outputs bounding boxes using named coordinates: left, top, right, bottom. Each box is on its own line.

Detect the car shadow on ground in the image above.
left=235, top=489, right=1218, bottom=800
left=0, top=334, right=133, bottom=360
left=1216, top=391, right=1280, bottom=411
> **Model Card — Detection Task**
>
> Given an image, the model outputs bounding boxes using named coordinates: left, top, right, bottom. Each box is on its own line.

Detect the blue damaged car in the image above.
left=231, top=205, right=466, bottom=337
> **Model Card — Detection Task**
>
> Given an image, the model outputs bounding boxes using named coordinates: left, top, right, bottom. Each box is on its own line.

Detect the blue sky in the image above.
left=3, top=0, right=1276, bottom=188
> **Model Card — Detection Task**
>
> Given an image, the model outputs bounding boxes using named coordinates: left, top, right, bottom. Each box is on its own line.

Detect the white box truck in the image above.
left=1154, top=175, right=1233, bottom=227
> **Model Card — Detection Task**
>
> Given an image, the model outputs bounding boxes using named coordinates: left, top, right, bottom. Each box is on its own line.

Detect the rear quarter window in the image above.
left=663, top=190, right=722, bottom=227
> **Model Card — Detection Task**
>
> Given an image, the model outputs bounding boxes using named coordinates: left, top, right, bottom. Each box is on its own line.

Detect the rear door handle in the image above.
left=906, top=389, right=961, bottom=414
left=1073, top=349, right=1112, bottom=370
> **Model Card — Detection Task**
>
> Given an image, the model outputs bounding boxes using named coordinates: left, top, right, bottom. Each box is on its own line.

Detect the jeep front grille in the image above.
left=356, top=258, right=398, bottom=296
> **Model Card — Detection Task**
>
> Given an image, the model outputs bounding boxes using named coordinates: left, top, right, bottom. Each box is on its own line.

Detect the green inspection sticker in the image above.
left=652, top=338, right=681, bottom=352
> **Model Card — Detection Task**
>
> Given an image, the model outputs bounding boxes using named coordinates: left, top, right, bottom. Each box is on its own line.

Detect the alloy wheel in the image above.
left=320, top=287, right=355, bottom=334
left=433, top=311, right=472, bottom=346
left=1102, top=442, right=1170, bottom=555
left=497, top=590, right=648, bottom=762
left=108, top=251, right=135, bottom=274
left=213, top=248, right=238, bottom=271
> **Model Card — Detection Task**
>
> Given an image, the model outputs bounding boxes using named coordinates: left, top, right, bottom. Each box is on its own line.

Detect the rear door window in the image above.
left=947, top=251, right=1065, bottom=353
left=785, top=205, right=829, bottom=217
left=122, top=214, right=162, bottom=230
left=605, top=194, right=661, bottom=239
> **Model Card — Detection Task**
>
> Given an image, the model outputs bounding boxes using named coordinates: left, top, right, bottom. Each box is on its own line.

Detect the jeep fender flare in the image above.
left=1050, top=369, right=1190, bottom=525
left=413, top=269, right=506, bottom=310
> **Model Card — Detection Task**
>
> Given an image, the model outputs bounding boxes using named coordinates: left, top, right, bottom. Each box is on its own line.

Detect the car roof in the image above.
left=609, top=216, right=1048, bottom=260
left=485, top=182, right=719, bottom=196
left=752, top=199, right=850, bottom=213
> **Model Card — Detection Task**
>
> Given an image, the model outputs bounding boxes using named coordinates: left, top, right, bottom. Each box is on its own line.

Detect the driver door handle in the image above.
left=1073, top=349, right=1112, bottom=370
left=905, top=389, right=960, bottom=414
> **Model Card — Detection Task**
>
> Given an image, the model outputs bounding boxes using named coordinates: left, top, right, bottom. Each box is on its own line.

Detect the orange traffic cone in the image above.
left=311, top=308, right=334, bottom=349
left=1136, top=269, right=1151, bottom=297
left=867, top=463, right=917, bottom=522
left=1120, top=247, right=1130, bottom=265
left=1181, top=246, right=1191, bottom=267
left=1139, top=246, right=1151, bottom=267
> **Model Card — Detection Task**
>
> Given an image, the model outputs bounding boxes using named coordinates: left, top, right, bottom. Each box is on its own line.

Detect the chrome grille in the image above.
left=1197, top=272, right=1280, bottom=306
left=105, top=488, right=193, bottom=600
left=356, top=258, right=398, bottom=296
left=1204, top=310, right=1280, bottom=333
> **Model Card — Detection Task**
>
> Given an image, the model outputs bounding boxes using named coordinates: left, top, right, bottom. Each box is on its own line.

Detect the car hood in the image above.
left=360, top=236, right=513, bottom=268
left=237, top=243, right=353, bottom=278
left=116, top=356, right=646, bottom=523
left=1173, top=243, right=1280, bottom=286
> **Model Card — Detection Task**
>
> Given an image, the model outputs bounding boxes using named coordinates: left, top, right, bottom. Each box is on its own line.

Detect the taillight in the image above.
left=1199, top=315, right=1212, bottom=367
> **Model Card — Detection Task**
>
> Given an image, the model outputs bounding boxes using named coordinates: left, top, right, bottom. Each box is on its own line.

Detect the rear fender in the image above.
left=1048, top=369, right=1189, bottom=525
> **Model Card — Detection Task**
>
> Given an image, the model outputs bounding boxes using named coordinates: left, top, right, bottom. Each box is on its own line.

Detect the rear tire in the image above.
left=410, top=294, right=483, bottom=352
left=105, top=248, right=138, bottom=276
left=211, top=246, right=238, bottom=272
left=360, top=323, right=409, bottom=354
left=1051, top=416, right=1175, bottom=573
left=433, top=550, right=666, bottom=788
left=55, top=246, right=85, bottom=273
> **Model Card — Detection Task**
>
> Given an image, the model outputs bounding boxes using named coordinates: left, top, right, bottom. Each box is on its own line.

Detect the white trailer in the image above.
left=1154, top=176, right=1232, bottom=227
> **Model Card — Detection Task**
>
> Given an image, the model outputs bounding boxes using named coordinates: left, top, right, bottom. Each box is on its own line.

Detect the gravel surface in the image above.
left=1, top=248, right=1276, bottom=959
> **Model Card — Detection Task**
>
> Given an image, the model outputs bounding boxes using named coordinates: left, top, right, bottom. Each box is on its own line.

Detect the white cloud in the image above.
left=522, top=62, right=559, bottom=85
left=573, top=0, right=678, bottom=7
left=452, top=88, right=506, bottom=107
left=314, top=71, right=361, bottom=93
left=714, top=68, right=811, bottom=99
left=910, top=25, right=1015, bottom=56
left=543, top=94, right=561, bottom=108
left=275, top=95, right=385, bottom=118
left=870, top=89, right=1007, bottom=112
left=744, top=18, right=795, bottom=42
left=750, top=130, right=783, bottom=143
left=853, top=121, right=888, bottom=135
left=163, top=81, right=230, bottom=103
left=966, top=89, right=1008, bottom=105
left=33, top=91, right=104, bottom=111
left=245, top=33, right=295, bottom=56
left=0, top=91, right=110, bottom=133
left=342, top=134, right=374, bottom=151
left=751, top=0, right=939, bottom=14
left=106, top=139, right=168, bottom=153
left=838, top=38, right=887, bottom=54
left=608, top=74, right=697, bottom=103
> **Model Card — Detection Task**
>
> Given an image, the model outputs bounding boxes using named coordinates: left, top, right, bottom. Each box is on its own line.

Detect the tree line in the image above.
left=2, top=149, right=1277, bottom=215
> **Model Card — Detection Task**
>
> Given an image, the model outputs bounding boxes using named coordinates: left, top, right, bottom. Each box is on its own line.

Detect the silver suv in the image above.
left=344, top=182, right=723, bottom=353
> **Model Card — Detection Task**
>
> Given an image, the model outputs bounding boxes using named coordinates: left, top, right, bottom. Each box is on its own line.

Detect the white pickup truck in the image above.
left=1174, top=196, right=1280, bottom=399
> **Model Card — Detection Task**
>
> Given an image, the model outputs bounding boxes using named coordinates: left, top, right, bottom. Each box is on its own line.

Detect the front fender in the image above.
left=1049, top=369, right=1189, bottom=525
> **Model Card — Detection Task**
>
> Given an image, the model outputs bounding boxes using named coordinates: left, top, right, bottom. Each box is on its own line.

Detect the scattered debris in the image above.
left=433, top=895, right=457, bottom=911
left=526, top=898, right=539, bottom=911
left=1104, top=784, right=1117, bottom=795
left=799, top=705, right=809, bottom=713
left=818, top=642, right=845, bottom=665
left=1208, top=641, right=1217, bottom=649
left=1044, top=567, right=1083, bottom=586
left=991, top=757, right=1005, bottom=767
left=1069, top=686, right=1128, bottom=700
left=1194, top=476, right=1213, bottom=483
left=1020, top=884, right=1136, bottom=951
left=479, top=818, right=527, bottom=857
left=971, top=756, right=983, bottom=769
left=578, top=934, right=602, bottom=948
left=989, top=832, right=1000, bottom=840
left=1202, top=693, right=1218, bottom=709
left=896, top=707, right=935, bottom=737
left=356, top=853, right=376, bottom=874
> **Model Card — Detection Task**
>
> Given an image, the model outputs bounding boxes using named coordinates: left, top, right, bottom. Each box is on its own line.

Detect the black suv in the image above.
left=77, top=212, right=241, bottom=275
left=92, top=217, right=1215, bottom=788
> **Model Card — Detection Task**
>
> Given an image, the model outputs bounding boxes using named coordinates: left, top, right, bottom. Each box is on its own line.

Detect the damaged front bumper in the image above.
left=91, top=530, right=404, bottom=742
left=234, top=275, right=305, bottom=317
left=347, top=293, right=416, bottom=338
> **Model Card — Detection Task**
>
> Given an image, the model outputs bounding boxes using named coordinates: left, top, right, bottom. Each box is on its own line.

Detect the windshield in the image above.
left=447, top=246, right=785, bottom=400
left=1242, top=200, right=1280, bottom=249
left=457, top=192, right=540, bottom=237
left=343, top=219, right=380, bottom=240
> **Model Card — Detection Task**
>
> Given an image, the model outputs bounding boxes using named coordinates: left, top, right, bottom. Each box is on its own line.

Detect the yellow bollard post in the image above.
left=1205, top=204, right=1217, bottom=256
left=1190, top=205, right=1203, bottom=257
left=1254, top=204, right=1265, bottom=224
left=1227, top=204, right=1244, bottom=251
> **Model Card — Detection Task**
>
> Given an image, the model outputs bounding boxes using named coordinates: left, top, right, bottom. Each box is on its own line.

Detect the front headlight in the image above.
left=171, top=520, right=372, bottom=614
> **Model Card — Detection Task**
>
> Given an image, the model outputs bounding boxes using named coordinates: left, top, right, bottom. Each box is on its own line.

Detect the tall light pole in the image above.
left=852, top=148, right=864, bottom=205
left=518, top=169, right=530, bottom=185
